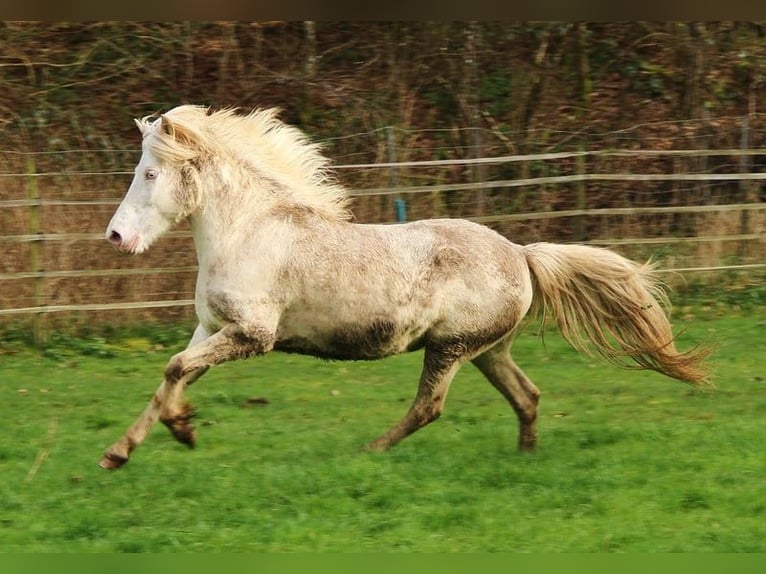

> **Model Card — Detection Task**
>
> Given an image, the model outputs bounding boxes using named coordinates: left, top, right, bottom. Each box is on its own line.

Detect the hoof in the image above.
left=171, top=426, right=197, bottom=449
left=99, top=451, right=128, bottom=470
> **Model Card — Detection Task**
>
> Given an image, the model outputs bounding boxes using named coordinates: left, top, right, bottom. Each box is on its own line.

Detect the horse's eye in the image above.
left=145, top=169, right=158, bottom=181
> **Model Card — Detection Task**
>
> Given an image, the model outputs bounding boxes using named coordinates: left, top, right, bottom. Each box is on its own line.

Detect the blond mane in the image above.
left=137, top=105, right=351, bottom=220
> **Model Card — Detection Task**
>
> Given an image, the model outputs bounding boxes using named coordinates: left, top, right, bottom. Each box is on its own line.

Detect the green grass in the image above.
left=0, top=305, right=765, bottom=552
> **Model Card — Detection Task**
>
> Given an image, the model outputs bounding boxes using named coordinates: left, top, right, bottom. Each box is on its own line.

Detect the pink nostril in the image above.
left=108, top=230, right=123, bottom=246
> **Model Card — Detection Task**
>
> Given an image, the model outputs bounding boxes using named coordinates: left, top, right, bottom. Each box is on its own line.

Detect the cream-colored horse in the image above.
left=101, top=105, right=711, bottom=469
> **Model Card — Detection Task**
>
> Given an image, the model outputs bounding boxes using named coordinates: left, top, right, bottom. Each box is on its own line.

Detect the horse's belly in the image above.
left=275, top=317, right=427, bottom=361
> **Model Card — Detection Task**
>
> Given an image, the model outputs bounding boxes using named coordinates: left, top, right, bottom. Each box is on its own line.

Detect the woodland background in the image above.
left=3, top=22, right=766, bottom=160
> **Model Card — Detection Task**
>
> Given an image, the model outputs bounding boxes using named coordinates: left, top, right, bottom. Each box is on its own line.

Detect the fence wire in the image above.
left=1, top=122, right=764, bottom=332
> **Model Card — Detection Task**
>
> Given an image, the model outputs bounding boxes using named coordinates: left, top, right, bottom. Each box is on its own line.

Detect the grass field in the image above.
left=0, top=302, right=764, bottom=552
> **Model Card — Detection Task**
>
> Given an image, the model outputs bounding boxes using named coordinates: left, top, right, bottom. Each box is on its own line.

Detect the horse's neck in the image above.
left=188, top=190, right=282, bottom=268
left=188, top=174, right=346, bottom=268
left=188, top=214, right=215, bottom=267
left=189, top=199, right=251, bottom=263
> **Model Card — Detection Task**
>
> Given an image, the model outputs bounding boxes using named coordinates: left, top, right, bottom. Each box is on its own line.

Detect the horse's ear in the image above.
left=159, top=114, right=174, bottom=137
left=159, top=114, right=200, bottom=153
left=134, top=118, right=149, bottom=137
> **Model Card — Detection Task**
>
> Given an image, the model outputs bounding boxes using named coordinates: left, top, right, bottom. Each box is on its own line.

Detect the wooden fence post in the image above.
left=739, top=88, right=757, bottom=259
left=473, top=127, right=486, bottom=216
left=575, top=144, right=587, bottom=241
left=26, top=156, right=47, bottom=346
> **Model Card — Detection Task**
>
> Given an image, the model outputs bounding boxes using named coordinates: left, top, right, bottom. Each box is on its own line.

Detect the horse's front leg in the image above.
left=158, top=323, right=275, bottom=447
left=99, top=323, right=274, bottom=469
left=98, top=324, right=210, bottom=470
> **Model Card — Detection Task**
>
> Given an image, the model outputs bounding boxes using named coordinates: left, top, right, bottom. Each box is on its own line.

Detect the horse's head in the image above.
left=106, top=106, right=206, bottom=254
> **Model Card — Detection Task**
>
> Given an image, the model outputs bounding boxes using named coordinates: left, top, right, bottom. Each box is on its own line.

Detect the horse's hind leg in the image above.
left=471, top=341, right=541, bottom=451
left=364, top=346, right=462, bottom=452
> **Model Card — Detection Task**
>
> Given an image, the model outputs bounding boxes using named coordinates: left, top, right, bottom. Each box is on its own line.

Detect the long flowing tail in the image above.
left=523, top=242, right=712, bottom=387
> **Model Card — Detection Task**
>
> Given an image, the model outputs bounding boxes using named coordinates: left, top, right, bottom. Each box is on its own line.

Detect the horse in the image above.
left=100, top=104, right=712, bottom=469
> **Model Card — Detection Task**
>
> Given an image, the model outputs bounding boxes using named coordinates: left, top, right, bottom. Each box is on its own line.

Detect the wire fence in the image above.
left=1, top=121, right=765, bottom=341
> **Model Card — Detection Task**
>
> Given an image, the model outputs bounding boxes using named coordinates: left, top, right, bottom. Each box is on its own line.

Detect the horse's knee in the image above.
left=512, top=384, right=540, bottom=424
left=164, top=354, right=185, bottom=384
left=515, top=402, right=538, bottom=427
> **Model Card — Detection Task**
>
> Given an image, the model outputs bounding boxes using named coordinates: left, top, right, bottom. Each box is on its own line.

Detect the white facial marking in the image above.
left=105, top=136, right=179, bottom=254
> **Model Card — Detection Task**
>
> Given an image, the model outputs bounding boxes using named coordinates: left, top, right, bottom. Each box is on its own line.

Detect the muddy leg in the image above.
left=98, top=325, right=211, bottom=470
left=98, top=382, right=166, bottom=470
left=158, top=366, right=208, bottom=448
left=472, top=343, right=541, bottom=451
left=157, top=322, right=274, bottom=448
left=364, top=347, right=462, bottom=452
left=99, top=323, right=273, bottom=469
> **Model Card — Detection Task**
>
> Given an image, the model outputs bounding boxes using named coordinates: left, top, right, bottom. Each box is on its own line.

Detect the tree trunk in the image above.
left=304, top=21, right=316, bottom=79
left=462, top=21, right=485, bottom=216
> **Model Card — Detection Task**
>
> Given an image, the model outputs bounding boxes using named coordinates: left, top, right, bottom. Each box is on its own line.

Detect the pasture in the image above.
left=0, top=302, right=764, bottom=552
